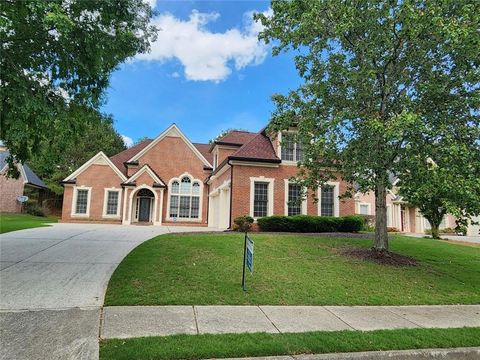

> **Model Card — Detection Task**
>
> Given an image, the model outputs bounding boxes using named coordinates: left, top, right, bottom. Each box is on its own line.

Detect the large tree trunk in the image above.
left=430, top=224, right=440, bottom=239
left=374, top=182, right=389, bottom=251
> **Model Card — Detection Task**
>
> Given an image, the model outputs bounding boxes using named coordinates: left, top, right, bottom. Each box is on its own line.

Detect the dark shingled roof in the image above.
left=110, top=140, right=153, bottom=175
left=0, top=151, right=47, bottom=189
left=192, top=143, right=213, bottom=164
left=212, top=130, right=257, bottom=148
left=229, top=132, right=280, bottom=162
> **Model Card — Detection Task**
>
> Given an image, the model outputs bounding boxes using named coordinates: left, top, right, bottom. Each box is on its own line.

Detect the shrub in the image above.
left=233, top=215, right=254, bottom=232
left=257, top=215, right=363, bottom=233
left=339, top=215, right=366, bottom=232
left=24, top=204, right=45, bottom=217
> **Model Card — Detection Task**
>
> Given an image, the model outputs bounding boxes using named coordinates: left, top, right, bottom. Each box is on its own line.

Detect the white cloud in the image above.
left=144, top=0, right=157, bottom=10
left=135, top=9, right=271, bottom=82
left=121, top=135, right=134, bottom=148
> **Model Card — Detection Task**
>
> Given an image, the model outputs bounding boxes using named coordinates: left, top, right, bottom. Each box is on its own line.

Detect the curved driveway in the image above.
left=0, top=223, right=217, bottom=359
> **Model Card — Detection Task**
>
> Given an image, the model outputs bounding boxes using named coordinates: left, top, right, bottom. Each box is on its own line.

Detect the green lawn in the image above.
left=0, top=213, right=57, bottom=234
left=100, top=327, right=480, bottom=360
left=105, top=233, right=480, bottom=306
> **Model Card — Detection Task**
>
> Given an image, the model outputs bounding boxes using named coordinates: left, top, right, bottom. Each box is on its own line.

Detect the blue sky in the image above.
left=101, top=0, right=301, bottom=146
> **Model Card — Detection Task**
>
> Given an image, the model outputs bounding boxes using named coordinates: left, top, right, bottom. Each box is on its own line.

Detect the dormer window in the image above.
left=280, top=132, right=303, bottom=162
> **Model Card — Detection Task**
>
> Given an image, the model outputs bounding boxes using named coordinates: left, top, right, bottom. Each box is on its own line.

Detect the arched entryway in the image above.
left=135, top=188, right=155, bottom=223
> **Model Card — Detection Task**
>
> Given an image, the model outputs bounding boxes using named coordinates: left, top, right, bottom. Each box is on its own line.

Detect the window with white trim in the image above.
left=106, top=190, right=120, bottom=215
left=253, top=182, right=269, bottom=218
left=75, top=189, right=89, bottom=214
left=359, top=204, right=370, bottom=215
left=320, top=185, right=334, bottom=216
left=169, top=176, right=201, bottom=219
left=281, top=132, right=304, bottom=162
left=287, top=183, right=302, bottom=216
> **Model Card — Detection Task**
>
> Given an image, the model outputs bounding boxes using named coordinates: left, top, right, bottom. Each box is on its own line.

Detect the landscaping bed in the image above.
left=104, top=233, right=480, bottom=306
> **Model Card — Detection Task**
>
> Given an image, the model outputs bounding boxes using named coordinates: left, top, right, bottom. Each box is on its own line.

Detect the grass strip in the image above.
left=100, top=327, right=480, bottom=360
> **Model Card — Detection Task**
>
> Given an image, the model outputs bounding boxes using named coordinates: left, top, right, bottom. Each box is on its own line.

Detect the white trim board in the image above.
left=284, top=179, right=307, bottom=216
left=249, top=176, right=275, bottom=220
left=71, top=186, right=92, bottom=217
left=128, top=124, right=212, bottom=168
left=102, top=187, right=122, bottom=218
left=63, top=152, right=127, bottom=182
left=317, top=182, right=340, bottom=217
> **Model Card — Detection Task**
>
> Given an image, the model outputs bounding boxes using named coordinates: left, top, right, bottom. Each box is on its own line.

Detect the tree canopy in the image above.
left=0, top=0, right=156, bottom=172
left=29, top=106, right=126, bottom=194
left=399, top=134, right=480, bottom=239
left=257, top=0, right=480, bottom=250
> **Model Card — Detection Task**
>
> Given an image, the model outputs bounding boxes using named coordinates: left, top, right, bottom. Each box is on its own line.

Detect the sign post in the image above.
left=241, top=232, right=254, bottom=291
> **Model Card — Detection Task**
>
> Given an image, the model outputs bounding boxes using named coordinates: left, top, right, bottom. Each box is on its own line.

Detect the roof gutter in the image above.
left=228, top=156, right=281, bottom=164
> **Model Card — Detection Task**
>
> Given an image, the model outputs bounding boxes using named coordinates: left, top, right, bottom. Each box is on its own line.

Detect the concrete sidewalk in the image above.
left=100, top=305, right=480, bottom=339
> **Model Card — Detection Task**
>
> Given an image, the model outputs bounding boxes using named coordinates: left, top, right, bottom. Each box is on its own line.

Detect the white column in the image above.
left=156, top=189, right=164, bottom=226
left=122, top=188, right=130, bottom=225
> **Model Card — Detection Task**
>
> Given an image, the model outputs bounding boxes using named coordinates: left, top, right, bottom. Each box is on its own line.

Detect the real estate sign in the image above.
left=246, top=236, right=254, bottom=273
left=242, top=233, right=254, bottom=291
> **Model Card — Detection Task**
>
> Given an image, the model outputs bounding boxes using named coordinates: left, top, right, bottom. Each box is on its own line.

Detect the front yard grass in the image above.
left=100, top=327, right=480, bottom=360
left=104, top=233, right=480, bottom=306
left=0, top=213, right=57, bottom=234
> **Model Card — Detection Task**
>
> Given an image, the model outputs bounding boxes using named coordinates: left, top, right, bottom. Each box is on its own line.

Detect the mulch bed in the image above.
left=338, top=247, right=418, bottom=267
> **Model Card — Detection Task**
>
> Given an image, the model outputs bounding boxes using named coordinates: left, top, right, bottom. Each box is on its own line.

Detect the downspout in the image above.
left=205, top=182, right=210, bottom=225
left=228, top=159, right=233, bottom=230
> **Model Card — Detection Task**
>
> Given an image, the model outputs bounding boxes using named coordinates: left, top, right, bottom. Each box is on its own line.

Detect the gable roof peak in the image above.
left=127, top=123, right=212, bottom=167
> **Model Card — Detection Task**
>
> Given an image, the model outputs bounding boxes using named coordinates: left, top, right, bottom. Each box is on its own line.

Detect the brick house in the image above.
left=60, top=124, right=356, bottom=228
left=0, top=147, right=48, bottom=213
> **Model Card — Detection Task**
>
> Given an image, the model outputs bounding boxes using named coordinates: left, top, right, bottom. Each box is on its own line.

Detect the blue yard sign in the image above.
left=241, top=232, right=254, bottom=291
left=246, top=236, right=254, bottom=273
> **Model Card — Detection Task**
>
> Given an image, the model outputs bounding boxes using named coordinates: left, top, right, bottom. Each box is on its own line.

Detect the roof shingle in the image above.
left=193, top=143, right=213, bottom=164
left=109, top=140, right=152, bottom=175
left=229, top=133, right=280, bottom=162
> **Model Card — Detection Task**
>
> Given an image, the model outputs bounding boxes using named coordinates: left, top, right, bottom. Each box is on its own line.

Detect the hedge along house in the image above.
left=60, top=124, right=356, bottom=228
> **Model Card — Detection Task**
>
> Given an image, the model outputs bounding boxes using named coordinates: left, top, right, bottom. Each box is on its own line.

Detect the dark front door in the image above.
left=138, top=197, right=151, bottom=222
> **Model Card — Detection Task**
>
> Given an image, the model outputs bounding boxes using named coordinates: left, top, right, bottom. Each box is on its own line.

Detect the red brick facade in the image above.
left=0, top=171, right=24, bottom=213
left=60, top=125, right=357, bottom=228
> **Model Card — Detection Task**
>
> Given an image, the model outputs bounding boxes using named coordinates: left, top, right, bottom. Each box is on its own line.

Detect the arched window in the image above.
left=169, top=176, right=201, bottom=219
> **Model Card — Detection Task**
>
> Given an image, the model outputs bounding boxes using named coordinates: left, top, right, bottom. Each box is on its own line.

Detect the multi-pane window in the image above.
left=169, top=176, right=201, bottom=219
left=287, top=183, right=302, bottom=216
left=359, top=204, right=369, bottom=215
left=253, top=182, right=269, bottom=218
left=320, top=185, right=334, bottom=216
left=106, top=191, right=119, bottom=215
left=281, top=133, right=303, bottom=162
left=75, top=189, right=89, bottom=214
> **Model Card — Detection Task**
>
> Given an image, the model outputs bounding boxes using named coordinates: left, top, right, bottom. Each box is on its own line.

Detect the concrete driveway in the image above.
left=0, top=223, right=217, bottom=360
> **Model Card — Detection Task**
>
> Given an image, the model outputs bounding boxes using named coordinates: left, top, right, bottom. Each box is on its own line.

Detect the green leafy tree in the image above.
left=257, top=0, right=480, bottom=251
left=134, top=136, right=152, bottom=145
left=399, top=137, right=480, bottom=239
left=0, top=0, right=156, bottom=172
left=29, top=106, right=126, bottom=194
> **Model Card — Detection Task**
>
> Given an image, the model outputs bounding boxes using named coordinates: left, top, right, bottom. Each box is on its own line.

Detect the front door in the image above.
left=138, top=197, right=151, bottom=222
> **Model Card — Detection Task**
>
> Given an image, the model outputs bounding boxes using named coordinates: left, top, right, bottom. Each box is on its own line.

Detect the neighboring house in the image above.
left=60, top=124, right=355, bottom=228
left=354, top=179, right=457, bottom=234
left=0, top=147, right=48, bottom=213
left=466, top=216, right=480, bottom=236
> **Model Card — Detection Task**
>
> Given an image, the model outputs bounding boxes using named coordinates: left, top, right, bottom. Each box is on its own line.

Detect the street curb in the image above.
left=210, top=347, right=480, bottom=360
